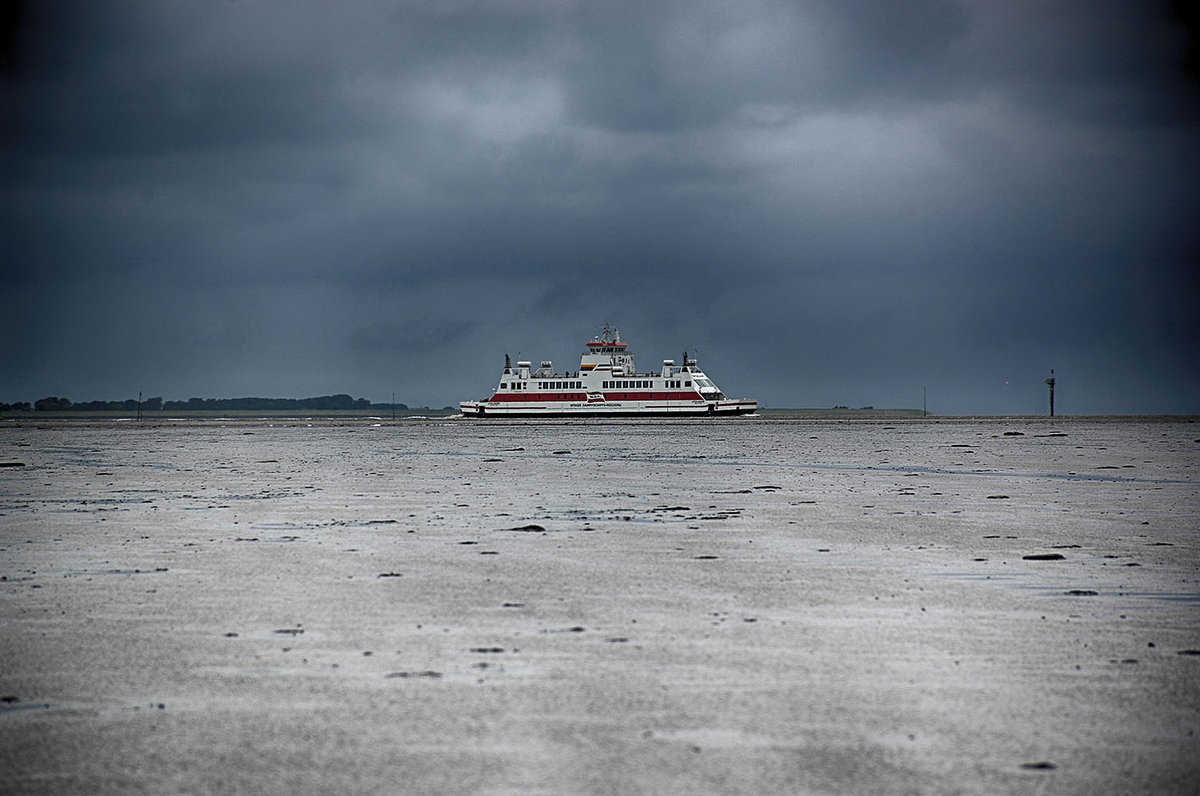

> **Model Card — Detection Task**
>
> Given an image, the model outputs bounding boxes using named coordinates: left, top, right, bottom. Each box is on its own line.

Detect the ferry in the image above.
left=460, top=326, right=757, bottom=417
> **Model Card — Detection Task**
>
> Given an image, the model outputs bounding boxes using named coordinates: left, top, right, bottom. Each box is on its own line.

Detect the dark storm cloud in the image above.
left=2, top=0, right=1197, bottom=413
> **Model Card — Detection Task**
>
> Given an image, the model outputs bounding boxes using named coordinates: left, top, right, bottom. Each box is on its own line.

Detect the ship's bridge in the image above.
left=580, top=325, right=635, bottom=377
left=583, top=325, right=627, bottom=354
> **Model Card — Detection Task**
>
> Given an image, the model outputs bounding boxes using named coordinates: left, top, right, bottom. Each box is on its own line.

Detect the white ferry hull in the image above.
left=459, top=326, right=757, bottom=419
left=459, top=398, right=758, bottom=417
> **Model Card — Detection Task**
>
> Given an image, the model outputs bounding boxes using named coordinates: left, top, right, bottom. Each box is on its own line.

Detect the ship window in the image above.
left=499, top=383, right=507, bottom=390
left=685, top=380, right=691, bottom=387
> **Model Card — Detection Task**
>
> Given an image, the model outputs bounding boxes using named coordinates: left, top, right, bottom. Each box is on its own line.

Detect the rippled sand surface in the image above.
left=2, top=416, right=1198, bottom=794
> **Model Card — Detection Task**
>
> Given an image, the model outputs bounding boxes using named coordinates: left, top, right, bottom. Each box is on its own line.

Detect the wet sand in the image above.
left=1, top=416, right=1198, bottom=794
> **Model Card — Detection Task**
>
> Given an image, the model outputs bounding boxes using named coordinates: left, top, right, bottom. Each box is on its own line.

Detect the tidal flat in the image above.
left=1, top=416, right=1198, bottom=795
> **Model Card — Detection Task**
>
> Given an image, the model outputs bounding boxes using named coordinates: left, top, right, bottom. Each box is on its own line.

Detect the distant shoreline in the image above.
left=2, top=408, right=1196, bottom=422
left=0, top=408, right=458, bottom=420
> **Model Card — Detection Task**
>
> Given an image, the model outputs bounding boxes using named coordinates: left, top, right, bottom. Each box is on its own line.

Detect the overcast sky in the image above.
left=3, top=1, right=1198, bottom=414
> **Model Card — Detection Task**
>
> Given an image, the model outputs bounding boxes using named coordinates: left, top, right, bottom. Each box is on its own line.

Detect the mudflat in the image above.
left=1, top=416, right=1197, bottom=795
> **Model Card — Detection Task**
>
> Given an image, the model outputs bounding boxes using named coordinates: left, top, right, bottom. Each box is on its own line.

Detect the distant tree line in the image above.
left=0, top=396, right=165, bottom=412
left=2, top=394, right=397, bottom=412
left=160, top=395, right=374, bottom=411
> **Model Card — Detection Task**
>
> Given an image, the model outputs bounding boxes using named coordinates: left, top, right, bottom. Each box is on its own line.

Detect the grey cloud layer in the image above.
left=3, top=1, right=1197, bottom=412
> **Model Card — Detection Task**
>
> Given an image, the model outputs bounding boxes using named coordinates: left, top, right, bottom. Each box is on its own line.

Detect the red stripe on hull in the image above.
left=488, top=392, right=702, bottom=403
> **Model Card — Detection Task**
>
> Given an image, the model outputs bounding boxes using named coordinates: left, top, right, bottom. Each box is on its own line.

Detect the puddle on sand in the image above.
left=934, top=570, right=1200, bottom=609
